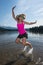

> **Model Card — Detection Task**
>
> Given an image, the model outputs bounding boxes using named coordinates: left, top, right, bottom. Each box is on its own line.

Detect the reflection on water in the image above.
left=0, top=31, right=43, bottom=55
left=0, top=31, right=43, bottom=44
left=0, top=32, right=43, bottom=65
left=28, top=32, right=43, bottom=43
left=0, top=32, right=18, bottom=44
left=0, top=31, right=43, bottom=51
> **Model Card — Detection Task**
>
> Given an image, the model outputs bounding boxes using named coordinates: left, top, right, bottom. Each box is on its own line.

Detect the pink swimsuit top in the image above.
left=17, top=21, right=26, bottom=35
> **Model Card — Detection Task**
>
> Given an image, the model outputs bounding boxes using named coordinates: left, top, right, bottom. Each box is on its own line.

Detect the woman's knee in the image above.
left=22, top=41, right=26, bottom=46
left=15, top=38, right=20, bottom=44
left=22, top=38, right=26, bottom=45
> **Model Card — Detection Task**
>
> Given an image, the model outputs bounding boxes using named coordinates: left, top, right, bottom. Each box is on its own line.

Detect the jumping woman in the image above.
left=12, top=6, right=37, bottom=56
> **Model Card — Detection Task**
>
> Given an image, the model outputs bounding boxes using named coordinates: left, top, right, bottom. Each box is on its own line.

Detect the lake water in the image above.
left=0, top=32, right=43, bottom=46
left=0, top=32, right=43, bottom=65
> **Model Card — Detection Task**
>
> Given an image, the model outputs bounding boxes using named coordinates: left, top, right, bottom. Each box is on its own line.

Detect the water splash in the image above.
left=35, top=57, right=41, bottom=64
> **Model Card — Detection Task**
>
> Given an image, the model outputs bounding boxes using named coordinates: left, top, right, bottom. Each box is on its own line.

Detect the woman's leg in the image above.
left=22, top=37, right=33, bottom=54
left=15, top=38, right=20, bottom=44
left=22, top=37, right=32, bottom=48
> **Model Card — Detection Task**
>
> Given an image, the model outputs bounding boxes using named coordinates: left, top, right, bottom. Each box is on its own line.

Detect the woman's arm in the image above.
left=24, top=20, right=37, bottom=25
left=12, top=6, right=17, bottom=20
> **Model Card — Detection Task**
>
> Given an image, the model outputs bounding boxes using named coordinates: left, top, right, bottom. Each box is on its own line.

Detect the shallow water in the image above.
left=0, top=32, right=43, bottom=65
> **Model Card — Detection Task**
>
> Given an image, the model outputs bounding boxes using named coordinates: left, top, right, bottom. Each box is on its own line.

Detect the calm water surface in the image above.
left=0, top=32, right=43, bottom=45
left=0, top=32, right=43, bottom=52
left=0, top=32, right=43, bottom=65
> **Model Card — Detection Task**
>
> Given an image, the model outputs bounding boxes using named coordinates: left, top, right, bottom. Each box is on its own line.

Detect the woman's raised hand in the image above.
left=12, top=6, right=16, bottom=10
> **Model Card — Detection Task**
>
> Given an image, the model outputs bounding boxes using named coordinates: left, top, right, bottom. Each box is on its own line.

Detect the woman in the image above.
left=12, top=6, right=37, bottom=55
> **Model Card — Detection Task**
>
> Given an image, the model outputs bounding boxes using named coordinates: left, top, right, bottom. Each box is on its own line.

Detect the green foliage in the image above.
left=29, top=26, right=43, bottom=34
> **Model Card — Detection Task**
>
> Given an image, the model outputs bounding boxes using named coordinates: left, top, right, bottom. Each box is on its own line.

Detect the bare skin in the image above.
left=12, top=6, right=37, bottom=48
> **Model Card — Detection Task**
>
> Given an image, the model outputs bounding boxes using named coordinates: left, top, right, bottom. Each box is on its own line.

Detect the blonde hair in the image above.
left=16, top=14, right=26, bottom=20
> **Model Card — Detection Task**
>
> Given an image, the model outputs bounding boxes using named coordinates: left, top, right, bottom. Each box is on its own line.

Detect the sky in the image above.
left=0, top=0, right=43, bottom=28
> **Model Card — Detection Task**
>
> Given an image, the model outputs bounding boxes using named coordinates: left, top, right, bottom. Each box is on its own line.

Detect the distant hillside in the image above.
left=29, top=26, right=43, bottom=34
left=0, top=26, right=43, bottom=34
left=0, top=26, right=18, bottom=32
